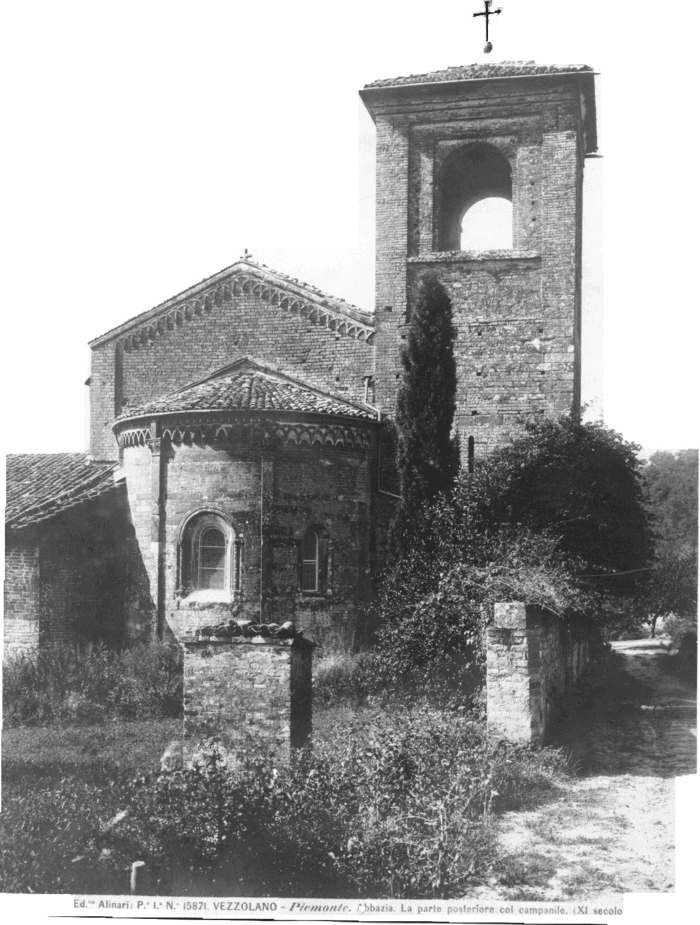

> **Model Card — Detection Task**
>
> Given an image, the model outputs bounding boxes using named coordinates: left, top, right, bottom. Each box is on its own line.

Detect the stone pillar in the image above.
left=182, top=635, right=314, bottom=763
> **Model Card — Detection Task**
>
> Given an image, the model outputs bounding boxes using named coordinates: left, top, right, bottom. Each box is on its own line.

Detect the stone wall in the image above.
left=366, top=73, right=588, bottom=460
left=182, top=635, right=313, bottom=761
left=4, top=489, right=128, bottom=652
left=3, top=535, right=41, bottom=651
left=121, top=431, right=376, bottom=649
left=486, top=602, right=594, bottom=744
left=90, top=282, right=374, bottom=462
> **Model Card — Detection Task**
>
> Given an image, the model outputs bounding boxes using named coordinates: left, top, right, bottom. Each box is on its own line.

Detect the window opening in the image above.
left=437, top=142, right=512, bottom=251
left=198, top=527, right=226, bottom=590
left=301, top=530, right=319, bottom=593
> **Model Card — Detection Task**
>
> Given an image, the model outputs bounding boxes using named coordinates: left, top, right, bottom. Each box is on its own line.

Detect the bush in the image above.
left=128, top=707, right=569, bottom=898
left=3, top=642, right=182, bottom=727
left=312, top=650, right=383, bottom=705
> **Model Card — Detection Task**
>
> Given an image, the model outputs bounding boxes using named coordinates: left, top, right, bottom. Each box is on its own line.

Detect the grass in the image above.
left=1, top=699, right=570, bottom=898
left=3, top=642, right=183, bottom=727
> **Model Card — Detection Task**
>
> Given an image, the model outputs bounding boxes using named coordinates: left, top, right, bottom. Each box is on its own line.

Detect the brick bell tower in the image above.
left=360, top=62, right=598, bottom=468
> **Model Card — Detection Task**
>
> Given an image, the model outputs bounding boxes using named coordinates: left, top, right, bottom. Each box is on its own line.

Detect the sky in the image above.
left=0, top=0, right=697, bottom=458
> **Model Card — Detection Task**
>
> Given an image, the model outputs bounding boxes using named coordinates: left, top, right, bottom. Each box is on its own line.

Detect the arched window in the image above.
left=437, top=142, right=512, bottom=251
left=178, top=512, right=239, bottom=600
left=298, top=527, right=331, bottom=594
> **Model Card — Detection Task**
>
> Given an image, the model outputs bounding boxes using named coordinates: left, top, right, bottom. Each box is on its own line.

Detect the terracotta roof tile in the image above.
left=116, top=359, right=378, bottom=424
left=364, top=61, right=594, bottom=89
left=6, top=454, right=119, bottom=530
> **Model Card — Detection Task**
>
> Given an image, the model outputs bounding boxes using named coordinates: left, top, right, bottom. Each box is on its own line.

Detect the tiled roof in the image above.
left=6, top=454, right=119, bottom=530
left=90, top=256, right=374, bottom=348
left=115, top=358, right=378, bottom=424
left=364, top=61, right=594, bottom=89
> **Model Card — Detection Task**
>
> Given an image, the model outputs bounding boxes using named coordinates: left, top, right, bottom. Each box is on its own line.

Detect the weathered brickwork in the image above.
left=90, top=274, right=375, bottom=462
left=3, top=536, right=41, bottom=651
left=182, top=637, right=313, bottom=761
left=120, top=427, right=377, bottom=649
left=361, top=71, right=593, bottom=462
left=486, top=602, right=595, bottom=744
left=4, top=490, right=128, bottom=650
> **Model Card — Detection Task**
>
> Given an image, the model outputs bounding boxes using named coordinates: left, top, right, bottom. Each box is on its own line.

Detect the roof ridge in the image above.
left=363, top=61, right=594, bottom=89
left=89, top=259, right=374, bottom=349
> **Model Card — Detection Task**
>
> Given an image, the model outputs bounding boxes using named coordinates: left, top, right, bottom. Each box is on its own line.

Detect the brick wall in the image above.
left=3, top=535, right=41, bottom=651
left=122, top=427, right=376, bottom=649
left=90, top=284, right=374, bottom=461
left=4, top=489, right=129, bottom=651
left=486, top=602, right=595, bottom=744
left=367, top=75, right=588, bottom=464
left=182, top=636, right=313, bottom=762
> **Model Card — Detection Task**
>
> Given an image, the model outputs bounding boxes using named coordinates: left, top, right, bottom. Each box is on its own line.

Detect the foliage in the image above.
left=376, top=516, right=587, bottom=683
left=643, top=546, right=698, bottom=635
left=391, top=273, right=460, bottom=558
left=464, top=413, right=654, bottom=585
left=644, top=449, right=698, bottom=552
left=312, top=650, right=383, bottom=705
left=0, top=707, right=569, bottom=898
left=2, top=642, right=182, bottom=727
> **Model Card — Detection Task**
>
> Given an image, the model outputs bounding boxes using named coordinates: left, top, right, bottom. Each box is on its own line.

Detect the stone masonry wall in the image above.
left=182, top=636, right=313, bottom=761
left=4, top=490, right=128, bottom=652
left=90, top=286, right=374, bottom=461
left=369, top=75, right=587, bottom=462
left=121, top=432, right=375, bottom=649
left=486, top=602, right=594, bottom=744
left=4, top=534, right=41, bottom=651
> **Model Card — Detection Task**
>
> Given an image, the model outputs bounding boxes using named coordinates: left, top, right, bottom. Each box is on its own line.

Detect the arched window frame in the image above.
left=435, top=141, right=514, bottom=252
left=297, top=526, right=333, bottom=596
left=177, top=511, right=241, bottom=602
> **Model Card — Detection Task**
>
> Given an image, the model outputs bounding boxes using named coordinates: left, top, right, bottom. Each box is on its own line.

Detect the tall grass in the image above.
left=3, top=642, right=182, bottom=727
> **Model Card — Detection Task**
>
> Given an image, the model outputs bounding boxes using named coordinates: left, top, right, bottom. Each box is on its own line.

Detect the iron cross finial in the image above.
left=474, top=0, right=502, bottom=53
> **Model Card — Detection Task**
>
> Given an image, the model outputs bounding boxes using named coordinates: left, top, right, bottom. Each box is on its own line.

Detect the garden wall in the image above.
left=486, top=602, right=595, bottom=744
left=182, top=634, right=314, bottom=763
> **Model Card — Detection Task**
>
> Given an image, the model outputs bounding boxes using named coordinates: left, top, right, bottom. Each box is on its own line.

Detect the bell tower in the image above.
left=360, top=62, right=597, bottom=462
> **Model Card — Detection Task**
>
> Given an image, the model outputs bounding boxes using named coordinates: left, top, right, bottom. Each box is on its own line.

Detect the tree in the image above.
left=455, top=413, right=655, bottom=588
left=391, top=273, right=460, bottom=558
left=375, top=413, right=654, bottom=677
left=644, top=546, right=698, bottom=637
left=644, top=450, right=698, bottom=552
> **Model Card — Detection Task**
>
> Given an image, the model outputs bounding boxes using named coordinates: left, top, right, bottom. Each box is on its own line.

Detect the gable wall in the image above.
left=90, top=289, right=375, bottom=461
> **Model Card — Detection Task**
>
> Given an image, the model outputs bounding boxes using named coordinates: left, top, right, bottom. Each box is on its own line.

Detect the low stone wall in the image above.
left=182, top=635, right=314, bottom=762
left=486, top=602, right=595, bottom=744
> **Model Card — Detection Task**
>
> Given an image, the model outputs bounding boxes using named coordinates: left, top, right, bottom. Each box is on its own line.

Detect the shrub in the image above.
left=129, top=707, right=569, bottom=898
left=3, top=642, right=182, bottom=727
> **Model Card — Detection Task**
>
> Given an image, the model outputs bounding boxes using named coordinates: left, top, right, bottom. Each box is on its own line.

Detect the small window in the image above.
left=179, top=512, right=238, bottom=599
left=198, top=527, right=226, bottom=590
left=299, top=527, right=331, bottom=594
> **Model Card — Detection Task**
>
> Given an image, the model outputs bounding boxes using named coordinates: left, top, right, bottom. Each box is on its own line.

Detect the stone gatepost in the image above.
left=486, top=602, right=550, bottom=745
left=181, top=635, right=314, bottom=763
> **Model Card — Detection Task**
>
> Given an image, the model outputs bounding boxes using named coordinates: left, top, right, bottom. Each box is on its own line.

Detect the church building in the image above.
left=4, top=61, right=597, bottom=651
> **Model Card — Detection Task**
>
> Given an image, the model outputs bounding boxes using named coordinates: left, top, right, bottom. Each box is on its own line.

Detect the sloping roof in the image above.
left=6, top=454, right=119, bottom=530
left=89, top=256, right=374, bottom=349
left=115, top=358, right=378, bottom=425
left=364, top=61, right=594, bottom=89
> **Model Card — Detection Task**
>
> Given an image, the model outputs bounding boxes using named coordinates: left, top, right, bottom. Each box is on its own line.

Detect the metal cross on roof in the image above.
left=474, top=0, right=502, bottom=53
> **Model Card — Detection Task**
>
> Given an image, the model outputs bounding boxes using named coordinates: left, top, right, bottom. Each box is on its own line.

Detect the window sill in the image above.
left=297, top=591, right=333, bottom=601
left=178, top=589, right=234, bottom=605
left=408, top=250, right=541, bottom=264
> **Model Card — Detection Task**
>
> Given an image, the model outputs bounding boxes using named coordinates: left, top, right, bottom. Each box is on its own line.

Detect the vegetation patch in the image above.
left=3, top=642, right=183, bottom=727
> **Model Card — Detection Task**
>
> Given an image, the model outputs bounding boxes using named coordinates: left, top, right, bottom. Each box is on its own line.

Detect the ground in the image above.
left=476, top=638, right=697, bottom=901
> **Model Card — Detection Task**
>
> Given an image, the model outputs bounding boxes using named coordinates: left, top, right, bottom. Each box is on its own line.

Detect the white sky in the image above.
left=0, top=0, right=698, bottom=455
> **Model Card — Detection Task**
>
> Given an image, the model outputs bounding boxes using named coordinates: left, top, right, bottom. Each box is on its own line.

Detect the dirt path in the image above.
left=473, top=640, right=696, bottom=901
